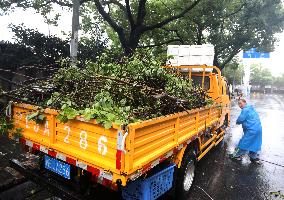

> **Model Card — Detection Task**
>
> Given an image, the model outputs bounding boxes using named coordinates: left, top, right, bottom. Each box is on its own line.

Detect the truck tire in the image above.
left=224, top=114, right=229, bottom=128
left=175, top=150, right=196, bottom=200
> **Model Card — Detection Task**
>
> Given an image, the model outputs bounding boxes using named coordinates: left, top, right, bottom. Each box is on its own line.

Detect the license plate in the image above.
left=44, top=155, right=70, bottom=179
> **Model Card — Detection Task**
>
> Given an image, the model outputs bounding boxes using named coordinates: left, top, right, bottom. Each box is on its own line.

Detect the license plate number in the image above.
left=44, top=155, right=70, bottom=179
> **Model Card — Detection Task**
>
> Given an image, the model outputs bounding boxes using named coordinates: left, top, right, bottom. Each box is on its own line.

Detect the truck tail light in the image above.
left=116, top=150, right=122, bottom=170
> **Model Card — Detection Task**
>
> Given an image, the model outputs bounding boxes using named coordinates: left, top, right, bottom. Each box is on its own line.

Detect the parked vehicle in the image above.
left=7, top=65, right=230, bottom=200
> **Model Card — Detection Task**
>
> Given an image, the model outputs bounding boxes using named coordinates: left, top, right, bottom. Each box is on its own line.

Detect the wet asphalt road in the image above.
left=187, top=94, right=284, bottom=200
left=0, top=94, right=284, bottom=200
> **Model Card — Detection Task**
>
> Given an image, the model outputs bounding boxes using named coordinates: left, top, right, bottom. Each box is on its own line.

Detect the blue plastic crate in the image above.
left=122, top=164, right=175, bottom=200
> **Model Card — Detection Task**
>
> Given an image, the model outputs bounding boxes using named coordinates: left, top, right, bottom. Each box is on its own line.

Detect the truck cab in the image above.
left=165, top=65, right=231, bottom=128
left=191, top=72, right=230, bottom=128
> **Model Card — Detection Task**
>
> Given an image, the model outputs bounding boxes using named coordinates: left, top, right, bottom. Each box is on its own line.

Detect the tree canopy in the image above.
left=136, top=0, right=284, bottom=69
left=0, top=0, right=201, bottom=55
left=0, top=0, right=284, bottom=69
left=0, top=24, right=107, bottom=93
left=222, top=60, right=244, bottom=86
left=0, top=25, right=106, bottom=68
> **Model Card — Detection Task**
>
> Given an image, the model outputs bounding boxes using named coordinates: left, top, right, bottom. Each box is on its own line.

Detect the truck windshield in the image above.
left=191, top=76, right=210, bottom=91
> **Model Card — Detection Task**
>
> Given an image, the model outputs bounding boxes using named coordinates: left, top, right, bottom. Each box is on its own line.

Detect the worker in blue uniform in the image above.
left=231, top=99, right=262, bottom=162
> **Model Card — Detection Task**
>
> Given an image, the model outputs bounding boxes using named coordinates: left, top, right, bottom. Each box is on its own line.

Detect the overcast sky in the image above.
left=0, top=7, right=283, bottom=76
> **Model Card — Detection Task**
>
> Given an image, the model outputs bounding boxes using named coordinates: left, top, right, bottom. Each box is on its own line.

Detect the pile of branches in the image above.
left=2, top=53, right=211, bottom=128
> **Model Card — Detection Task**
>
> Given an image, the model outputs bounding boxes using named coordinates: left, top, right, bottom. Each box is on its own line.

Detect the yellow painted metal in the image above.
left=174, top=146, right=187, bottom=168
left=197, top=142, right=215, bottom=161
left=216, top=129, right=225, bottom=139
left=202, top=67, right=206, bottom=88
left=200, top=135, right=217, bottom=151
left=215, top=136, right=224, bottom=146
left=12, top=103, right=123, bottom=175
left=163, top=65, right=223, bottom=96
left=126, top=106, right=220, bottom=174
left=12, top=103, right=221, bottom=184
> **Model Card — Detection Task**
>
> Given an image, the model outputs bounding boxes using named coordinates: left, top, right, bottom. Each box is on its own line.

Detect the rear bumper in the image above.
left=18, top=137, right=117, bottom=187
left=9, top=159, right=84, bottom=200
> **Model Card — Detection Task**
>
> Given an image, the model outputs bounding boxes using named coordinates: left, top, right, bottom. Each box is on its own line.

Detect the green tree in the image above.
left=139, top=0, right=284, bottom=69
left=250, top=64, right=273, bottom=87
left=1, top=25, right=106, bottom=68
left=0, top=25, right=106, bottom=94
left=0, top=0, right=201, bottom=56
left=222, top=60, right=244, bottom=86
left=1, top=0, right=283, bottom=65
left=0, top=40, right=35, bottom=90
left=273, top=74, right=284, bottom=88
left=210, top=0, right=284, bottom=69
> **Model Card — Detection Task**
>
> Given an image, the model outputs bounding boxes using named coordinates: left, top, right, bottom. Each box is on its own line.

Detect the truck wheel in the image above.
left=224, top=114, right=229, bottom=128
left=175, top=150, right=196, bottom=200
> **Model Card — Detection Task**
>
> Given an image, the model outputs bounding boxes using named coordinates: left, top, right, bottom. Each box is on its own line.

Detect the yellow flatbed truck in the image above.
left=7, top=65, right=230, bottom=200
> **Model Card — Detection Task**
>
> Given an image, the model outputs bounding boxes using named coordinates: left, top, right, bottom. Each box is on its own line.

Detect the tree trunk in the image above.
left=93, top=0, right=202, bottom=57
left=233, top=70, right=236, bottom=88
left=123, top=28, right=142, bottom=56
left=70, top=0, right=80, bottom=64
left=213, top=53, right=220, bottom=68
left=196, top=26, right=202, bottom=45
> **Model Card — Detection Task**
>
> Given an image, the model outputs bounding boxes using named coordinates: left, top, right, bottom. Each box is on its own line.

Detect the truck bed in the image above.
left=11, top=103, right=220, bottom=186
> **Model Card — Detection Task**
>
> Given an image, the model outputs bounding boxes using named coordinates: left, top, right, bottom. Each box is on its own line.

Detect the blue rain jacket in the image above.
left=236, top=104, right=262, bottom=152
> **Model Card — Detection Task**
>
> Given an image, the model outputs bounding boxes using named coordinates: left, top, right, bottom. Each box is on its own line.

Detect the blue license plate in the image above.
left=44, top=155, right=70, bottom=179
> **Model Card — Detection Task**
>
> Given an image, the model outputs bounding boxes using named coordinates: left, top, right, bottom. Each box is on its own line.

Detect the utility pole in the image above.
left=70, top=0, right=80, bottom=65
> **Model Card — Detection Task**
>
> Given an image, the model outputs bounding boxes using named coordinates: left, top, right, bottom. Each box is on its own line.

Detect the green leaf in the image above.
left=37, top=114, right=46, bottom=121
left=47, top=98, right=53, bottom=106
left=104, top=121, right=112, bottom=129
left=61, top=104, right=67, bottom=109
left=106, top=113, right=116, bottom=121
left=114, top=119, right=122, bottom=126
left=56, top=114, right=68, bottom=123
left=27, top=111, right=39, bottom=121
left=82, top=109, right=94, bottom=121
left=125, top=106, right=131, bottom=112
